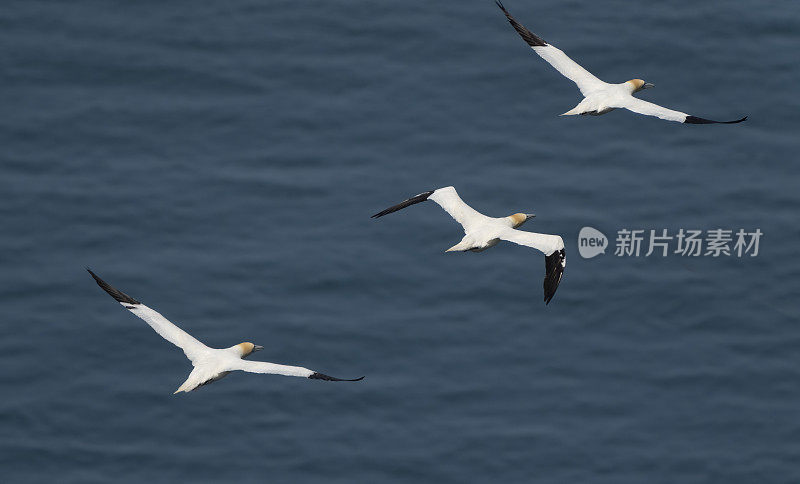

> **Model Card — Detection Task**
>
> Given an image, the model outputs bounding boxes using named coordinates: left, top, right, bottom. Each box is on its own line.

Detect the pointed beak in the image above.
left=253, top=345, right=264, bottom=352
left=526, top=213, right=536, bottom=219
left=643, top=83, right=655, bottom=89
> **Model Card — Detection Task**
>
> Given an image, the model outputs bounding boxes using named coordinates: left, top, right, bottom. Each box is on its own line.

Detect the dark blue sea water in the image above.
left=1, top=1, right=799, bottom=482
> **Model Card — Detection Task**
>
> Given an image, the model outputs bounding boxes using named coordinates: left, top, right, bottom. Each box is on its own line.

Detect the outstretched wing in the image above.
left=498, top=229, right=566, bottom=304
left=230, top=360, right=364, bottom=382
left=617, top=97, right=747, bottom=124
left=497, top=1, right=606, bottom=95
left=428, top=187, right=492, bottom=232
left=87, top=269, right=210, bottom=362
left=372, top=186, right=490, bottom=233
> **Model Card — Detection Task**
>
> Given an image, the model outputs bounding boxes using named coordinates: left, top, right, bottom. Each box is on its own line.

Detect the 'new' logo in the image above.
left=578, top=227, right=607, bottom=259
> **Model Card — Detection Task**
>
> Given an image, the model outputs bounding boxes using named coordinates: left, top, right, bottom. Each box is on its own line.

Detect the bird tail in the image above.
left=174, top=375, right=198, bottom=394
left=174, top=384, right=190, bottom=394
left=560, top=104, right=584, bottom=116
left=445, top=240, right=471, bottom=252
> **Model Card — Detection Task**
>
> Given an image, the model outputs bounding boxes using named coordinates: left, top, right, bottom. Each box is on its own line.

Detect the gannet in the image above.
left=87, top=269, right=363, bottom=393
left=496, top=2, right=747, bottom=125
left=372, top=186, right=566, bottom=304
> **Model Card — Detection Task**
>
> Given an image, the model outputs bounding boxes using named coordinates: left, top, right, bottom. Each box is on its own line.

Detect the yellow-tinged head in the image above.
left=509, top=213, right=535, bottom=228
left=628, top=79, right=654, bottom=93
left=237, top=342, right=263, bottom=357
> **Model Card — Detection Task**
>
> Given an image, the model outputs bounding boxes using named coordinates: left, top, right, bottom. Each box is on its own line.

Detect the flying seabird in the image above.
left=87, top=269, right=363, bottom=393
left=496, top=2, right=747, bottom=124
left=372, top=186, right=566, bottom=304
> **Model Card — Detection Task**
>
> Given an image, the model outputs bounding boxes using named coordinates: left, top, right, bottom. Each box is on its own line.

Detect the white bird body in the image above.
left=562, top=81, right=639, bottom=116
left=444, top=215, right=551, bottom=253
left=373, top=186, right=565, bottom=304
left=88, top=270, right=363, bottom=394
left=497, top=2, right=747, bottom=125
left=173, top=344, right=312, bottom=394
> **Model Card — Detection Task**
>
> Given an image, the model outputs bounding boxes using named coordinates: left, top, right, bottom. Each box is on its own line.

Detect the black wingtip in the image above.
left=371, top=190, right=434, bottom=218
left=87, top=269, right=141, bottom=305
left=496, top=1, right=547, bottom=47
left=309, top=372, right=364, bottom=382
left=684, top=115, right=747, bottom=125
left=543, top=249, right=565, bottom=305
